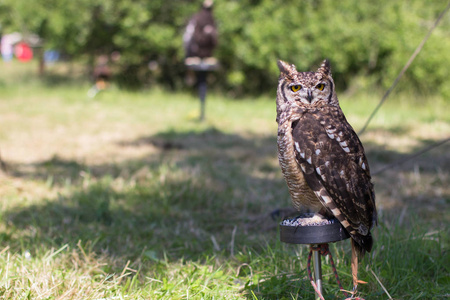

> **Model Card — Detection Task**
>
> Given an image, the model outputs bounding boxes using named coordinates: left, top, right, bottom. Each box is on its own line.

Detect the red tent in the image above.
left=15, top=42, right=33, bottom=62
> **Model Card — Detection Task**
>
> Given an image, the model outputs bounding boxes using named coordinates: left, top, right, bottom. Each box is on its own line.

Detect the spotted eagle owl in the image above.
left=183, top=0, right=218, bottom=59
left=276, top=59, right=377, bottom=263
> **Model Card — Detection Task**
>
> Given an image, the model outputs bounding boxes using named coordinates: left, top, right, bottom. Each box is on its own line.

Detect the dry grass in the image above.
left=0, top=61, right=448, bottom=299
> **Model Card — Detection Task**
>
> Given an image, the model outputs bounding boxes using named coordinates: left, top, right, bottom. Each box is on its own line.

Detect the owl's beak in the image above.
left=306, top=89, right=313, bottom=103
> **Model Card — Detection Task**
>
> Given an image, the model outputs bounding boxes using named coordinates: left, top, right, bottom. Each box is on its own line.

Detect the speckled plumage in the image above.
left=276, top=59, right=377, bottom=257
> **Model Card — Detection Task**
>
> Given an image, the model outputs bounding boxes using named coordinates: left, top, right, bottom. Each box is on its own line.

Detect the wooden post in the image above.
left=197, top=71, right=207, bottom=121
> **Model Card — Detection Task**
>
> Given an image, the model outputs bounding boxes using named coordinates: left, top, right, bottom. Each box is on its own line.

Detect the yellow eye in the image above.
left=291, top=85, right=302, bottom=92
left=316, top=83, right=325, bottom=91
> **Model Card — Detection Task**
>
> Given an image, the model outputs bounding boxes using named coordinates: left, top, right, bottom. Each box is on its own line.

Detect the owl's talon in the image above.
left=309, top=213, right=326, bottom=223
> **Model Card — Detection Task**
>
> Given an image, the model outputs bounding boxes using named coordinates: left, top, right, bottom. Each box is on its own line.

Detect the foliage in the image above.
left=214, top=0, right=450, bottom=96
left=0, top=0, right=449, bottom=95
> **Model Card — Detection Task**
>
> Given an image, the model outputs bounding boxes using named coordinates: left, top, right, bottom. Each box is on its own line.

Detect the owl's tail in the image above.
left=352, top=231, right=373, bottom=257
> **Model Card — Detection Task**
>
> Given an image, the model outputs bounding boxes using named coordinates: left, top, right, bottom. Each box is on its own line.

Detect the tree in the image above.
left=1, top=0, right=448, bottom=96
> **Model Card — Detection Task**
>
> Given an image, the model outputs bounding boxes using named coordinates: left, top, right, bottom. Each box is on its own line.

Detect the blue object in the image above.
left=44, top=50, right=60, bottom=62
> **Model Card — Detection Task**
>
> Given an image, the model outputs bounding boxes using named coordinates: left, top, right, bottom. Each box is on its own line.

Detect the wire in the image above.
left=372, top=136, right=450, bottom=176
left=358, top=2, right=450, bottom=135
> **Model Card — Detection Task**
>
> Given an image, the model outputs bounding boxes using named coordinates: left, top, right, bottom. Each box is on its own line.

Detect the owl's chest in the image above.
left=277, top=120, right=321, bottom=210
left=277, top=120, right=306, bottom=183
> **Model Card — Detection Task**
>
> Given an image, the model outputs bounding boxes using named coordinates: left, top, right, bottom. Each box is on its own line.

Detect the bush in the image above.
left=1, top=0, right=449, bottom=96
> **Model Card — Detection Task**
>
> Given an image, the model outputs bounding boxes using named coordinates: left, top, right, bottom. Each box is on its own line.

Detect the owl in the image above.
left=276, top=59, right=377, bottom=288
left=183, top=0, right=218, bottom=59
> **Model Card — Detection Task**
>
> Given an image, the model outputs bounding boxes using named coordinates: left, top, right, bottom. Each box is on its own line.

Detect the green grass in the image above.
left=0, top=61, right=448, bottom=299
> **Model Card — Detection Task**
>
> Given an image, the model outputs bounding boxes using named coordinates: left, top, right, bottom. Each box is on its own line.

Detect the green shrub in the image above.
left=1, top=0, right=448, bottom=96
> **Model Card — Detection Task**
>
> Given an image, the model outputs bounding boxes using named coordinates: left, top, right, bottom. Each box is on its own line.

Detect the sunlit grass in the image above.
left=0, top=61, right=448, bottom=299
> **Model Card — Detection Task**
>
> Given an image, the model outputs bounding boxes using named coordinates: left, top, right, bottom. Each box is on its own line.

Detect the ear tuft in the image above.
left=317, top=59, right=331, bottom=76
left=277, top=60, right=297, bottom=76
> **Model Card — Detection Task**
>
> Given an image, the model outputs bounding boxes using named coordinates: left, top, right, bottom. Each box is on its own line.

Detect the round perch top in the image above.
left=185, top=57, right=219, bottom=71
left=280, top=213, right=350, bottom=244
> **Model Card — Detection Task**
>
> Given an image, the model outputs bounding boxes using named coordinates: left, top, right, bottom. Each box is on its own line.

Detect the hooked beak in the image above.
left=306, top=89, right=313, bottom=103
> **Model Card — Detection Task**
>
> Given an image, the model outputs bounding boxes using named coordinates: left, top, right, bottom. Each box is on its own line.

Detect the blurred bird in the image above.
left=183, top=0, right=218, bottom=64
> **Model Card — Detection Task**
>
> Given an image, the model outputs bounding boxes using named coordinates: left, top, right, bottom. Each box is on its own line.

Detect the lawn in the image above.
left=0, top=61, right=448, bottom=299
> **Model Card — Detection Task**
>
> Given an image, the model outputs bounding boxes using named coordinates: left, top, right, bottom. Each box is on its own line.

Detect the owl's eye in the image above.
left=316, top=83, right=325, bottom=91
left=291, top=85, right=302, bottom=92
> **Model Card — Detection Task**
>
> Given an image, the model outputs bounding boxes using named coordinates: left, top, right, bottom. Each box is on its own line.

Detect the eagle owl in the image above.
left=183, top=0, right=218, bottom=59
left=276, top=59, right=377, bottom=285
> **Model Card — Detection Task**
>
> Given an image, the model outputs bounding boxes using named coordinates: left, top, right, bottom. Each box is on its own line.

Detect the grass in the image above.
left=0, top=60, right=449, bottom=299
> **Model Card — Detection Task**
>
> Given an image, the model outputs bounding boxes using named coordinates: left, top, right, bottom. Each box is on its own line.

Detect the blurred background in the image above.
left=1, top=0, right=449, bottom=96
left=0, top=1, right=449, bottom=299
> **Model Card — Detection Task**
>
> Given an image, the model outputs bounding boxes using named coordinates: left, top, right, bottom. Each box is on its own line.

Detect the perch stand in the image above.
left=280, top=214, right=350, bottom=299
left=185, top=58, right=219, bottom=121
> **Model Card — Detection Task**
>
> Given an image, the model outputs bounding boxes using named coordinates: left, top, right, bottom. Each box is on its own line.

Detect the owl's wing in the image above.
left=292, top=109, right=376, bottom=253
left=183, top=19, right=196, bottom=53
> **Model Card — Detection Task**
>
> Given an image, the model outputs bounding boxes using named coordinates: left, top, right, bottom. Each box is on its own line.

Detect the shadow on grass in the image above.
left=3, top=126, right=449, bottom=298
left=5, top=127, right=449, bottom=239
left=7, top=155, right=86, bottom=183
left=4, top=128, right=284, bottom=261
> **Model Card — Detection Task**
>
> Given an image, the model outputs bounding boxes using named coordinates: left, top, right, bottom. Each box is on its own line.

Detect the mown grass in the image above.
left=0, top=61, right=448, bottom=299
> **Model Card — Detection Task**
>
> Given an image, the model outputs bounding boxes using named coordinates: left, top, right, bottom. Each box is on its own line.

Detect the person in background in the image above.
left=87, top=54, right=111, bottom=98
